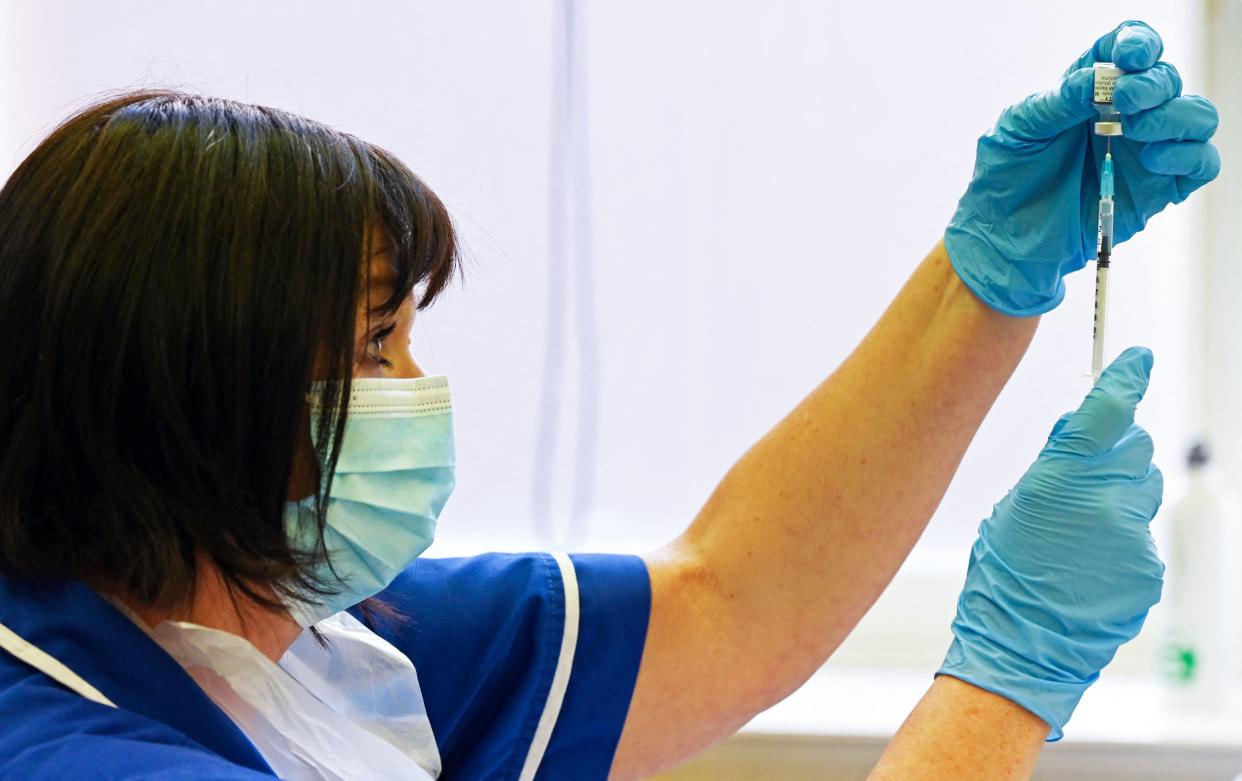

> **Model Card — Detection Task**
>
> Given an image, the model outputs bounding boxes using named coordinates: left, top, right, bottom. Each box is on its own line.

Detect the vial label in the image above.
left=1094, top=63, right=1122, bottom=104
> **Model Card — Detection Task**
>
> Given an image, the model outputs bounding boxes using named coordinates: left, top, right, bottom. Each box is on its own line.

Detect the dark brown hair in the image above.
left=0, top=91, right=457, bottom=612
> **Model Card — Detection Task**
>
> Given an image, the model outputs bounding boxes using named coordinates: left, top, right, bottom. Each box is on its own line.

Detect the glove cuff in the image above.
left=945, top=225, right=1067, bottom=317
left=937, top=636, right=1093, bottom=741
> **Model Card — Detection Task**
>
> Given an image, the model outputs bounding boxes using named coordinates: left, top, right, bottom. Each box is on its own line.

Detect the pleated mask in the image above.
left=285, top=376, right=455, bottom=627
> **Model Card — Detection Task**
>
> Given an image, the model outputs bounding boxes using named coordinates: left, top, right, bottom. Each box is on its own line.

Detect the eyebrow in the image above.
left=368, top=266, right=398, bottom=288
left=364, top=245, right=400, bottom=286
left=364, top=261, right=403, bottom=318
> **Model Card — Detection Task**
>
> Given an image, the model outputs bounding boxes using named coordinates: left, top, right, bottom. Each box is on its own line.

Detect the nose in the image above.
left=394, top=343, right=424, bottom=379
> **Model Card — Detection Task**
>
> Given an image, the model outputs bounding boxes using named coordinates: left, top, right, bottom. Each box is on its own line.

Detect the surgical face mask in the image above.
left=284, top=376, right=455, bottom=627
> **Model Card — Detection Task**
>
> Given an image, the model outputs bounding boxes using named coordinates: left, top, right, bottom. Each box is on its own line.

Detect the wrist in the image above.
left=921, top=241, right=1040, bottom=362
left=869, top=675, right=1049, bottom=780
left=938, top=634, right=1092, bottom=741
left=943, top=224, right=1068, bottom=317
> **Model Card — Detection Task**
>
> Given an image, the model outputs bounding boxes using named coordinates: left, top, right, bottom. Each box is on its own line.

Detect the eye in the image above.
left=367, top=323, right=397, bottom=368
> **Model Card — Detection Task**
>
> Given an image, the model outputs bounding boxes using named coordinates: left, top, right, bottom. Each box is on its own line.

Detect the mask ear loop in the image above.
left=295, top=372, right=352, bottom=623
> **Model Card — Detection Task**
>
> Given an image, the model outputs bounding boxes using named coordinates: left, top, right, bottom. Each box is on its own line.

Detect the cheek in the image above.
left=286, top=418, right=318, bottom=500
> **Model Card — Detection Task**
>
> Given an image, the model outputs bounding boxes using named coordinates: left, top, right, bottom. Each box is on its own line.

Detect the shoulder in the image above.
left=0, top=657, right=272, bottom=780
left=366, top=552, right=652, bottom=780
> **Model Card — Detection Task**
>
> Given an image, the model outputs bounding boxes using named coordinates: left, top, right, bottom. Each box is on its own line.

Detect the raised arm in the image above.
left=611, top=21, right=1218, bottom=780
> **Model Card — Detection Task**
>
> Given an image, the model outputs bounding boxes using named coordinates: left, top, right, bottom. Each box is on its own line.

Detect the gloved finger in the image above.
left=1006, top=24, right=1170, bottom=143
left=1046, top=412, right=1075, bottom=443
left=1118, top=464, right=1166, bottom=532
left=1124, top=95, right=1218, bottom=142
left=1048, top=347, right=1154, bottom=457
left=1142, top=464, right=1166, bottom=525
left=1140, top=140, right=1221, bottom=181
left=1113, top=62, right=1182, bottom=114
left=1174, top=172, right=1217, bottom=204
left=1105, top=425, right=1156, bottom=480
left=1067, top=21, right=1164, bottom=73
left=1000, top=68, right=1095, bottom=142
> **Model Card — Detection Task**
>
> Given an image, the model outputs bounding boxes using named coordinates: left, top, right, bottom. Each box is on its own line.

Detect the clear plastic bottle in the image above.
left=1162, top=442, right=1241, bottom=711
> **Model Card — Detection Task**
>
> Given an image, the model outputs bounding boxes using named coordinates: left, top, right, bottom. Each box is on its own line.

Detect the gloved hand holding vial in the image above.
left=946, top=23, right=1220, bottom=321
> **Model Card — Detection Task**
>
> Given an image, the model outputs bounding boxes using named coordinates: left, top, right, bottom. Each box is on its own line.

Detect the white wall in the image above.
left=1202, top=0, right=1242, bottom=522
left=0, top=1, right=1210, bottom=672
left=573, top=1, right=1201, bottom=560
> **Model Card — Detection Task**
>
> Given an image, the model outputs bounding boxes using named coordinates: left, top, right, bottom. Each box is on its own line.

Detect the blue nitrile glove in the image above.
left=947, top=21, right=1221, bottom=316
left=938, top=347, right=1164, bottom=739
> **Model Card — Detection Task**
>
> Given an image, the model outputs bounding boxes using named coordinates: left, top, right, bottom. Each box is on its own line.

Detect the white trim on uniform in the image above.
left=0, top=620, right=116, bottom=707
left=517, top=553, right=581, bottom=781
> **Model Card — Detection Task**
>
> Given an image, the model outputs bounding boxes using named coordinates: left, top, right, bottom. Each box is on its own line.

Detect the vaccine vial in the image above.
left=1093, top=63, right=1124, bottom=136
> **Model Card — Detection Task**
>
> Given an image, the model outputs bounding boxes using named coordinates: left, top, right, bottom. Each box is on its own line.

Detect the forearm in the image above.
left=868, top=677, right=1049, bottom=780
left=677, top=240, right=1036, bottom=700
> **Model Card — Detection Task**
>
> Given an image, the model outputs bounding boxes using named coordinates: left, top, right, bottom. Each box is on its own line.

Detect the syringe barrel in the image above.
left=1098, top=198, right=1115, bottom=247
left=1092, top=263, right=1110, bottom=383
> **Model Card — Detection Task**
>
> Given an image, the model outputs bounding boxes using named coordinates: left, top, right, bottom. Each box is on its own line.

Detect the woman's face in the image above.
left=285, top=245, right=422, bottom=500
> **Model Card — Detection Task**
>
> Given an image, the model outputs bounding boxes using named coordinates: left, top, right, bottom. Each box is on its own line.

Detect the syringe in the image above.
left=1090, top=63, right=1122, bottom=385
left=1092, top=149, right=1115, bottom=384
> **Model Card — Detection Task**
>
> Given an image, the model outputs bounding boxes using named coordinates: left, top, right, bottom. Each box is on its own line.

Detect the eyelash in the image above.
left=368, top=324, right=397, bottom=368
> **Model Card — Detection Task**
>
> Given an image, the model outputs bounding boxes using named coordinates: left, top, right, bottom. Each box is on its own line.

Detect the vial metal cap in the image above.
left=1094, top=121, right=1123, bottom=136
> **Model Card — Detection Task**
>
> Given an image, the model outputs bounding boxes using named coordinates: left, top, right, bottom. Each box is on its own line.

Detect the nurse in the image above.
left=0, top=20, right=1218, bottom=781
